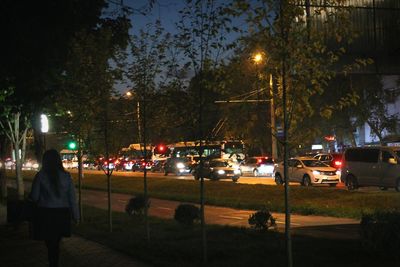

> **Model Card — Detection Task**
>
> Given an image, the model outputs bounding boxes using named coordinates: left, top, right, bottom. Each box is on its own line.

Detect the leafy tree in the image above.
left=174, top=0, right=234, bottom=262
left=55, top=11, right=130, bottom=225
left=0, top=0, right=111, bottom=200
left=127, top=20, right=170, bottom=241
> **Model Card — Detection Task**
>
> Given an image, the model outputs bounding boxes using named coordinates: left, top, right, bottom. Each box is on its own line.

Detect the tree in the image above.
left=230, top=1, right=363, bottom=265
left=175, top=0, right=234, bottom=262
left=56, top=12, right=130, bottom=226
left=127, top=20, right=170, bottom=242
left=0, top=0, right=111, bottom=200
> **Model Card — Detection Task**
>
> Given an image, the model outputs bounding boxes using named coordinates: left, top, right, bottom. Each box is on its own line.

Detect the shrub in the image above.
left=360, top=211, right=400, bottom=259
left=174, top=204, right=200, bottom=226
left=248, top=208, right=276, bottom=231
left=125, top=195, right=150, bottom=216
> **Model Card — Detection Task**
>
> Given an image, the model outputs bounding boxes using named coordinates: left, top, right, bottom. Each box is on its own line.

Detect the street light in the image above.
left=253, top=52, right=263, bottom=64
left=40, top=114, right=49, bottom=150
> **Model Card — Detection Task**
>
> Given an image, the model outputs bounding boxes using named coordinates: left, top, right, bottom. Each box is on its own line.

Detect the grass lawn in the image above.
left=74, top=205, right=399, bottom=267
left=12, top=170, right=400, bottom=219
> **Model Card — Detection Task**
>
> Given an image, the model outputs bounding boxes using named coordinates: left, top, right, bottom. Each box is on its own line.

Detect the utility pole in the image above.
left=270, top=74, right=278, bottom=160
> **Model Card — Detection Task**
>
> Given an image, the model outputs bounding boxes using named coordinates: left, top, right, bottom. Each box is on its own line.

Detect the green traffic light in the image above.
left=68, top=141, right=77, bottom=150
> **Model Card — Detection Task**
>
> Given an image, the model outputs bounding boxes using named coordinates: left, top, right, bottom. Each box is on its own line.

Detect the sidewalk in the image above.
left=0, top=204, right=148, bottom=267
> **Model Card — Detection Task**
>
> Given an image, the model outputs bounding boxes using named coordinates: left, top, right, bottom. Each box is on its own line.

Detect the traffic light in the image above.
left=67, top=140, right=77, bottom=150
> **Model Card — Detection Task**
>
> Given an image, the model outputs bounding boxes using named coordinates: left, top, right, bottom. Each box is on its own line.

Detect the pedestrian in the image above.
left=30, top=149, right=79, bottom=267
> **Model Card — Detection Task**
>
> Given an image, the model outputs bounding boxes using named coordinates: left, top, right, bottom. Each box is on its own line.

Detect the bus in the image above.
left=170, top=140, right=245, bottom=163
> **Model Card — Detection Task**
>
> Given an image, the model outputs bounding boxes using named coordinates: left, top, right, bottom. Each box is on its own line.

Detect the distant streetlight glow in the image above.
left=253, top=53, right=263, bottom=64
left=126, top=91, right=132, bottom=97
left=40, top=114, right=49, bottom=133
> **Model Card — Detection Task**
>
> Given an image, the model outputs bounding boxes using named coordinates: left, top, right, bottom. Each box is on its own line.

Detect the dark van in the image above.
left=341, top=146, right=400, bottom=191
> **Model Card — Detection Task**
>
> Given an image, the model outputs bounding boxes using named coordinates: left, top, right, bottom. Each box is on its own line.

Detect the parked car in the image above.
left=240, top=157, right=275, bottom=177
left=192, top=158, right=241, bottom=182
left=164, top=157, right=192, bottom=176
left=313, top=153, right=343, bottom=170
left=273, top=157, right=340, bottom=187
left=341, top=146, right=400, bottom=191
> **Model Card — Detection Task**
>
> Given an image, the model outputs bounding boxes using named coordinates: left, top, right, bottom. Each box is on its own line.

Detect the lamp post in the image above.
left=126, top=91, right=142, bottom=143
left=252, top=52, right=278, bottom=159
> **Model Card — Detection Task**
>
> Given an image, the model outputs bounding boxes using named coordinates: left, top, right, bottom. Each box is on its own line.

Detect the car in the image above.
left=341, top=146, right=400, bottom=191
left=192, top=158, right=241, bottom=182
left=150, top=159, right=167, bottom=172
left=240, top=157, right=275, bottom=177
left=273, top=157, right=340, bottom=187
left=132, top=159, right=153, bottom=172
left=164, top=157, right=192, bottom=176
left=22, top=159, right=39, bottom=170
left=96, top=157, right=116, bottom=171
left=313, top=153, right=343, bottom=170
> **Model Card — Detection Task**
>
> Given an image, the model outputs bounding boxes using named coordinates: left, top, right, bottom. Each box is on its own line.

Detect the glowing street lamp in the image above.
left=40, top=114, right=49, bottom=133
left=253, top=52, right=263, bottom=64
left=40, top=114, right=49, bottom=150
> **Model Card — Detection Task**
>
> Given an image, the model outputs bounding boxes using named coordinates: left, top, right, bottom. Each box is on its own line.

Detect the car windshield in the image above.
left=210, top=161, right=229, bottom=167
left=302, top=160, right=328, bottom=167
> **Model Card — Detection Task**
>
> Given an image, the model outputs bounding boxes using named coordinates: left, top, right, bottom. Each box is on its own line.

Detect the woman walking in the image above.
left=30, top=149, right=79, bottom=267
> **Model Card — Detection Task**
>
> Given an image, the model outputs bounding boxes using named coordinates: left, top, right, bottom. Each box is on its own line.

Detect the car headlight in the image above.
left=312, top=170, right=321, bottom=175
left=176, top=162, right=185, bottom=169
left=234, top=169, right=241, bottom=175
left=217, top=169, right=225, bottom=175
left=336, top=170, right=341, bottom=176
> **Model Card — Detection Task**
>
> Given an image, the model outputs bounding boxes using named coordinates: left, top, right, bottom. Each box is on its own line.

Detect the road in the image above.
left=73, top=169, right=347, bottom=188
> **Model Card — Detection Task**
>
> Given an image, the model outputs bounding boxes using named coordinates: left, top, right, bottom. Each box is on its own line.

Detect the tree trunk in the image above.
left=0, top=135, right=7, bottom=199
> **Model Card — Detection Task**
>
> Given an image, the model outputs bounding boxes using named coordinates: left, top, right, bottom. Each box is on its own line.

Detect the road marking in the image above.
left=219, top=215, right=245, bottom=220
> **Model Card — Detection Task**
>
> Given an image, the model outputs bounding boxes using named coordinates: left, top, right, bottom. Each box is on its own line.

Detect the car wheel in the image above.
left=379, top=186, right=388, bottom=191
left=329, top=183, right=337, bottom=188
left=395, top=179, right=400, bottom=192
left=194, top=174, right=200, bottom=180
left=346, top=175, right=358, bottom=191
left=164, top=171, right=168, bottom=176
left=302, top=175, right=312, bottom=187
left=275, top=173, right=283, bottom=185
left=253, top=169, right=259, bottom=177
left=232, top=177, right=239, bottom=182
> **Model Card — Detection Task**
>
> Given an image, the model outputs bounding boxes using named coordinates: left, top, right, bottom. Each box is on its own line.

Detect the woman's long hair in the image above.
left=41, top=149, right=65, bottom=196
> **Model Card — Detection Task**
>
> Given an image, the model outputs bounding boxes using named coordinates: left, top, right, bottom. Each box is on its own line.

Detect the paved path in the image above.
left=82, top=189, right=360, bottom=240
left=0, top=204, right=148, bottom=267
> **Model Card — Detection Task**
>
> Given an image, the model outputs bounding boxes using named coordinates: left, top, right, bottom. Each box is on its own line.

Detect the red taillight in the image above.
left=142, top=162, right=146, bottom=166
left=257, top=159, right=262, bottom=163
left=334, top=161, right=342, bottom=166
